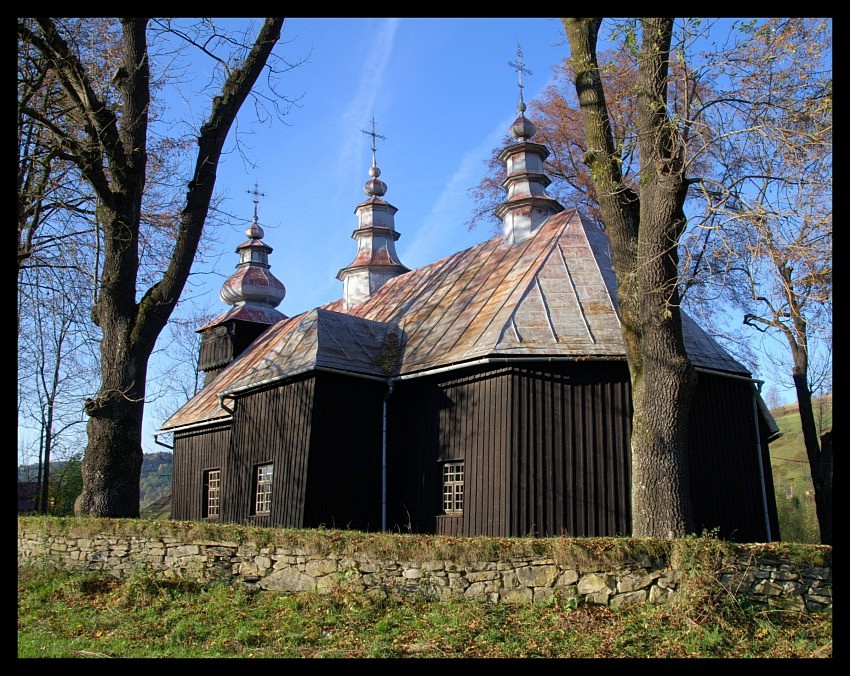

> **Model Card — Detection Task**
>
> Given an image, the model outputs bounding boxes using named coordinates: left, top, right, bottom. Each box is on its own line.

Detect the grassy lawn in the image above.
left=18, top=564, right=831, bottom=659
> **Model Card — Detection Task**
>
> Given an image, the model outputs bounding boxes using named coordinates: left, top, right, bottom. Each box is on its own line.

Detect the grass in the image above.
left=18, top=563, right=831, bottom=659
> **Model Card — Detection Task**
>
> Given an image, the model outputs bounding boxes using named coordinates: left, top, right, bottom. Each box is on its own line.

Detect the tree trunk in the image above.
left=79, top=397, right=145, bottom=517
left=69, top=18, right=284, bottom=518
left=628, top=286, right=697, bottom=537
left=793, top=370, right=832, bottom=545
left=78, top=198, right=150, bottom=517
left=78, top=326, right=149, bottom=516
left=564, top=17, right=696, bottom=538
left=783, top=272, right=831, bottom=545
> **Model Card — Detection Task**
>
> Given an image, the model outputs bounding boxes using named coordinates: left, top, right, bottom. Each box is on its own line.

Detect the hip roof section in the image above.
left=160, top=209, right=749, bottom=432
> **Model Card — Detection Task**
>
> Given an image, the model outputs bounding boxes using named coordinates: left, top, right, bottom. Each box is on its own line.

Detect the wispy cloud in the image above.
left=333, top=19, right=400, bottom=201
left=401, top=111, right=515, bottom=268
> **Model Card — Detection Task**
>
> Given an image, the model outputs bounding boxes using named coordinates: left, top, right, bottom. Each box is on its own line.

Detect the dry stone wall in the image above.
left=17, top=523, right=832, bottom=612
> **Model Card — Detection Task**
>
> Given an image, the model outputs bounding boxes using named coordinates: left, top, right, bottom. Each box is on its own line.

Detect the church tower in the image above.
left=196, top=184, right=287, bottom=385
left=337, top=117, right=410, bottom=310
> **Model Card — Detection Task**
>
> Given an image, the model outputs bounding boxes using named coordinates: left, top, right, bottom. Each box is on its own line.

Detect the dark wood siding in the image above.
left=304, top=372, right=385, bottom=531
left=198, top=321, right=273, bottom=385
left=688, top=373, right=778, bottom=542
left=387, top=376, right=452, bottom=534
left=510, top=363, right=632, bottom=537
left=388, top=366, right=513, bottom=536
left=172, top=360, right=777, bottom=543
left=391, top=362, right=632, bottom=538
left=228, top=375, right=316, bottom=527
left=171, top=423, right=231, bottom=521
left=759, top=415, right=782, bottom=541
left=440, top=368, right=512, bottom=537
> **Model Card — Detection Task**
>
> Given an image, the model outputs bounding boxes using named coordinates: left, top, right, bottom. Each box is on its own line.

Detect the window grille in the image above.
left=255, top=464, right=273, bottom=514
left=442, top=462, right=464, bottom=514
left=203, top=469, right=220, bottom=519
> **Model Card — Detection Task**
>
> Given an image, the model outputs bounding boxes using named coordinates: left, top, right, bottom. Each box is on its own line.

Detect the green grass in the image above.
left=769, top=395, right=831, bottom=544
left=18, top=564, right=831, bottom=659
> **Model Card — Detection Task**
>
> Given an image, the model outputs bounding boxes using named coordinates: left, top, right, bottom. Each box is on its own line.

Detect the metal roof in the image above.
left=198, top=304, right=286, bottom=332
left=160, top=209, right=749, bottom=432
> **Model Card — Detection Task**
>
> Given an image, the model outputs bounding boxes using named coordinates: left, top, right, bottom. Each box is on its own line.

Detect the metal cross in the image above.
left=361, top=115, right=387, bottom=166
left=508, top=42, right=532, bottom=103
left=247, top=181, right=266, bottom=222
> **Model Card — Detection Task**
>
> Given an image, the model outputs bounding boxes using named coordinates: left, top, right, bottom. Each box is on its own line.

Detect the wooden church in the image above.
left=158, top=56, right=781, bottom=542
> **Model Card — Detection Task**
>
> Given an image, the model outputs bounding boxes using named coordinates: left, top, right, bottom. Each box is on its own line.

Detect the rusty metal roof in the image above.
left=160, top=308, right=394, bottom=430
left=160, top=209, right=749, bottom=432
left=198, top=304, right=287, bottom=332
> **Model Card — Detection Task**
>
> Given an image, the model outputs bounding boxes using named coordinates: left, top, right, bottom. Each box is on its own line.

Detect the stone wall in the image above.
left=17, top=521, right=832, bottom=612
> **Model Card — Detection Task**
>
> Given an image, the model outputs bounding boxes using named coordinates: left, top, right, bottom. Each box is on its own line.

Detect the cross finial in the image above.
left=247, top=181, right=266, bottom=223
left=361, top=115, right=387, bottom=167
left=508, top=42, right=532, bottom=109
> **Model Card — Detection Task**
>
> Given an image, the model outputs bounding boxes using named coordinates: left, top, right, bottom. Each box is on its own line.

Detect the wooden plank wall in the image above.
left=391, top=362, right=632, bottom=538
left=227, top=375, right=316, bottom=527
left=438, top=368, right=512, bottom=537
left=510, top=363, right=632, bottom=537
left=171, top=423, right=231, bottom=521
left=173, top=363, right=777, bottom=543
left=688, top=373, right=778, bottom=542
left=304, top=373, right=385, bottom=531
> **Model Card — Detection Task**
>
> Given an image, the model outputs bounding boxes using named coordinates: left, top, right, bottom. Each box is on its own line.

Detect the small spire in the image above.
left=497, top=43, right=563, bottom=243
left=507, top=42, right=537, bottom=141
left=361, top=115, right=386, bottom=167
left=508, top=41, right=532, bottom=115
left=360, top=116, right=388, bottom=197
left=246, top=181, right=266, bottom=239
left=338, top=117, right=408, bottom=310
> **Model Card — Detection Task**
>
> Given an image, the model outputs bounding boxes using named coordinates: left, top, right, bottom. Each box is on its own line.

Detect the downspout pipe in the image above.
left=382, top=378, right=396, bottom=532
left=218, top=392, right=235, bottom=414
left=750, top=385, right=773, bottom=541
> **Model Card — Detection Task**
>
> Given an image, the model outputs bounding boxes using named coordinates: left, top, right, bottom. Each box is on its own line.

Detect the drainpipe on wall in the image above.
left=218, top=392, right=235, bottom=414
left=750, top=386, right=773, bottom=541
left=381, top=379, right=396, bottom=532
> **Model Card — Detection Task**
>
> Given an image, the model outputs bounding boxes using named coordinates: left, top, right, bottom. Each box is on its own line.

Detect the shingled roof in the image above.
left=159, top=208, right=749, bottom=433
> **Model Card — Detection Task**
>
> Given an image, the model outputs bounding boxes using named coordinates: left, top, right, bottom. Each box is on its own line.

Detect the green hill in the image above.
left=18, top=451, right=172, bottom=513
left=767, top=394, right=831, bottom=543
left=138, top=451, right=173, bottom=509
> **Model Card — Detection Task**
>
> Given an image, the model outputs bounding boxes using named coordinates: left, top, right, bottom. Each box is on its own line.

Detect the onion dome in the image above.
left=218, top=184, right=286, bottom=314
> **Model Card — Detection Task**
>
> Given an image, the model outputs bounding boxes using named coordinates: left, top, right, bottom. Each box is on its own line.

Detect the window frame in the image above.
left=441, top=461, right=464, bottom=515
left=202, top=468, right=221, bottom=520
left=253, top=463, right=273, bottom=516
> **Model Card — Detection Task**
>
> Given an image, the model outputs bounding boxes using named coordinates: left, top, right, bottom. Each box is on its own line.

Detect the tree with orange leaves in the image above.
left=471, top=19, right=831, bottom=543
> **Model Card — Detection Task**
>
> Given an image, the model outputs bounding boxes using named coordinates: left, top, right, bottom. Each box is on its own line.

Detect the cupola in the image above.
left=495, top=43, right=563, bottom=244
left=337, top=117, right=410, bottom=310
left=196, top=183, right=287, bottom=384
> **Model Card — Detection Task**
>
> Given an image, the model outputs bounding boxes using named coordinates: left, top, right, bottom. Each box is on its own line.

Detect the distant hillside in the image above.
left=768, top=394, right=831, bottom=498
left=138, top=451, right=173, bottom=508
left=18, top=451, right=172, bottom=511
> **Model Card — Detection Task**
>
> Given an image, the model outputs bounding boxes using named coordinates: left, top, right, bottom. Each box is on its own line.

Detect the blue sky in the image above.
left=177, top=17, right=572, bottom=317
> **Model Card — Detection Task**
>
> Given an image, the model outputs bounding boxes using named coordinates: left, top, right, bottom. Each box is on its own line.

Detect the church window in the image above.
left=203, top=469, right=221, bottom=519
left=442, top=462, right=464, bottom=514
left=254, top=463, right=273, bottom=515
